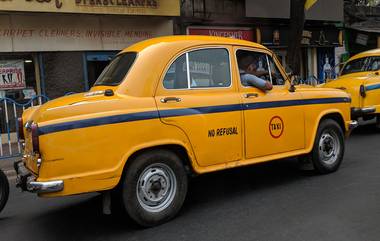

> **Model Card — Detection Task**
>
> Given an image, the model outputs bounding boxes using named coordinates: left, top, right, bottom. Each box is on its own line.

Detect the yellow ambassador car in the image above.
left=15, top=36, right=356, bottom=227
left=324, top=49, right=380, bottom=127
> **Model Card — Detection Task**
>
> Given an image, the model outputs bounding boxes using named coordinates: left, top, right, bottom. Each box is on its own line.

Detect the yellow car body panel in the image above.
left=18, top=36, right=352, bottom=197
left=324, top=49, right=380, bottom=118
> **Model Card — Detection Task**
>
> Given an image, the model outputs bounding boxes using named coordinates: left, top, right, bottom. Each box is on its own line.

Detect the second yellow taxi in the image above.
left=324, top=48, right=380, bottom=127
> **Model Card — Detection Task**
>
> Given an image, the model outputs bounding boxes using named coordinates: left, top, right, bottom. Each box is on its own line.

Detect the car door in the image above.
left=362, top=56, right=380, bottom=112
left=234, top=47, right=305, bottom=159
left=155, top=46, right=243, bottom=167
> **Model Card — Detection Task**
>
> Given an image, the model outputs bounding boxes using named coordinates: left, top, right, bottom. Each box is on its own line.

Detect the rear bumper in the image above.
left=351, top=106, right=376, bottom=119
left=14, top=160, right=64, bottom=193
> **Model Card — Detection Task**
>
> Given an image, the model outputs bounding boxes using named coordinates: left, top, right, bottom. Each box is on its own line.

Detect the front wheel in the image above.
left=311, top=119, right=345, bottom=174
left=121, top=150, right=188, bottom=227
left=0, top=169, right=9, bottom=213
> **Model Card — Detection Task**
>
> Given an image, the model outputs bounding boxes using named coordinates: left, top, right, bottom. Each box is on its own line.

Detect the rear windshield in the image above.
left=94, top=52, right=137, bottom=86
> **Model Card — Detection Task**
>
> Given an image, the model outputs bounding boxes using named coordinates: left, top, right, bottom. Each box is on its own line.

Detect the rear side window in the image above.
left=163, top=48, right=231, bottom=89
left=341, top=57, right=369, bottom=76
left=94, top=52, right=137, bottom=86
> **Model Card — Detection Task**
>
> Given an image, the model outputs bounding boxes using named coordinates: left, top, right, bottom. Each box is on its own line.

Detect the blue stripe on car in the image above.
left=366, top=84, right=380, bottom=91
left=38, top=97, right=350, bottom=135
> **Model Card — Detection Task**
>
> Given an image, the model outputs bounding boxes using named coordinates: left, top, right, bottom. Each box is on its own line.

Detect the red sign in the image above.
left=187, top=27, right=253, bottom=41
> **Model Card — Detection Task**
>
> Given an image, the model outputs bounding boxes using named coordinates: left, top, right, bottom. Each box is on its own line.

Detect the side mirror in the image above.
left=289, top=75, right=300, bottom=92
left=285, top=66, right=293, bottom=77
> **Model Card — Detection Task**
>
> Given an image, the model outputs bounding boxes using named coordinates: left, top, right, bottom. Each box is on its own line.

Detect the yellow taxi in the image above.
left=323, top=49, right=380, bottom=126
left=15, top=36, right=356, bottom=227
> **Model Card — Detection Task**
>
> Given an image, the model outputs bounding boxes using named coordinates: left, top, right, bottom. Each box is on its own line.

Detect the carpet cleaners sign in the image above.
left=0, top=60, right=26, bottom=90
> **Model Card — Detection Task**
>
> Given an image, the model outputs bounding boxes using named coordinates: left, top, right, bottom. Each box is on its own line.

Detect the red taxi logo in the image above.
left=269, top=116, right=284, bottom=139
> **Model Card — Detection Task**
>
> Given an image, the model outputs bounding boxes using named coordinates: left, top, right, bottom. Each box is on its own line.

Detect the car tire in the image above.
left=311, top=119, right=345, bottom=174
left=0, top=169, right=9, bottom=213
left=121, top=149, right=188, bottom=227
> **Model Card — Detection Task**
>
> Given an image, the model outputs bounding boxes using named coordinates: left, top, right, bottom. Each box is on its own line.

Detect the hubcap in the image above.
left=136, top=163, right=177, bottom=213
left=318, top=131, right=340, bottom=165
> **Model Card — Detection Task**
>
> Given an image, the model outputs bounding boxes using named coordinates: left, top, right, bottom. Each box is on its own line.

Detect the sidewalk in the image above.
left=0, top=156, right=18, bottom=179
left=0, top=143, right=21, bottom=179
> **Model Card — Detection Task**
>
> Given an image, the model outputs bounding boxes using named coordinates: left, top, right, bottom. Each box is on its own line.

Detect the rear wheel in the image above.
left=0, top=169, right=9, bottom=213
left=376, top=114, right=380, bottom=129
left=311, top=119, right=345, bottom=174
left=121, top=150, right=188, bottom=227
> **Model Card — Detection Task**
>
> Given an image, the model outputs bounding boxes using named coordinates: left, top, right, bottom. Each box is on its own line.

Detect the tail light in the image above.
left=17, top=118, right=24, bottom=140
left=31, top=123, right=40, bottom=154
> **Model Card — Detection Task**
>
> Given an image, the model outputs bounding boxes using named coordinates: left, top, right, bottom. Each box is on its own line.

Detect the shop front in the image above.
left=0, top=0, right=179, bottom=99
left=245, top=0, right=345, bottom=82
left=180, top=0, right=344, bottom=82
left=0, top=0, right=178, bottom=150
left=257, top=25, right=343, bottom=82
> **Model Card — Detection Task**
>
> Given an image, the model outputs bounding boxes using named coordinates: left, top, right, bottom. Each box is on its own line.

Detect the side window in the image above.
left=368, top=56, right=380, bottom=71
left=341, top=57, right=370, bottom=76
left=163, top=54, right=187, bottom=89
left=236, top=50, right=272, bottom=87
left=267, top=56, right=285, bottom=85
left=163, top=48, right=231, bottom=89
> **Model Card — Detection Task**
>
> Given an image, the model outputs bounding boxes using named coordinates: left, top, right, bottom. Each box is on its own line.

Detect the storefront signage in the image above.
left=0, top=14, right=173, bottom=52
left=0, top=0, right=179, bottom=16
left=0, top=60, right=26, bottom=90
left=187, top=26, right=254, bottom=41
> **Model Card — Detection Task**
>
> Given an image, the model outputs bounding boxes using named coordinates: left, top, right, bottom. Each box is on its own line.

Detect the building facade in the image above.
left=0, top=0, right=179, bottom=100
left=177, top=0, right=344, bottom=82
left=345, top=1, right=380, bottom=56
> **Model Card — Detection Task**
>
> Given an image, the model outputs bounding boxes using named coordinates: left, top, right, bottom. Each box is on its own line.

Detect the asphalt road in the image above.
left=0, top=124, right=380, bottom=241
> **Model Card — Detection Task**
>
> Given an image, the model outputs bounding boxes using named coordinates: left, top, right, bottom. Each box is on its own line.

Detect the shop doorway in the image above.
left=86, top=52, right=117, bottom=89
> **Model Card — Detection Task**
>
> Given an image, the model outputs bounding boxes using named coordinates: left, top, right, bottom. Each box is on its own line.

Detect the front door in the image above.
left=234, top=48, right=305, bottom=159
left=155, top=47, right=243, bottom=167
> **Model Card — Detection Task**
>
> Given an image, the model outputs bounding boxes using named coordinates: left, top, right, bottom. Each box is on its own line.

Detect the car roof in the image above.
left=120, top=35, right=269, bottom=53
left=349, top=48, right=380, bottom=61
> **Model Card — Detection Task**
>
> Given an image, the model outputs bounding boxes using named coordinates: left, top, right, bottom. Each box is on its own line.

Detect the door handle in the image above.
left=244, top=93, right=259, bottom=98
left=160, top=97, right=182, bottom=103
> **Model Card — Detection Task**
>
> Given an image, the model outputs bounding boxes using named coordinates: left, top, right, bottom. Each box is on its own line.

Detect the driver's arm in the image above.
left=241, top=73, right=273, bottom=91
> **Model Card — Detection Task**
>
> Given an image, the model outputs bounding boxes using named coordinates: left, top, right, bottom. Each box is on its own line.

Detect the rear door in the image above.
left=155, top=46, right=243, bottom=167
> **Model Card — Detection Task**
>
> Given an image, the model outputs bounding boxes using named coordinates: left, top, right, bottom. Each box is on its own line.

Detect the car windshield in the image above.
left=94, top=52, right=137, bottom=86
left=340, top=57, right=370, bottom=76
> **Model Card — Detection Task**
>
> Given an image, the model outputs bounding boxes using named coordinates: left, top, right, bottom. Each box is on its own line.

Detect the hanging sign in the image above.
left=0, top=60, right=26, bottom=90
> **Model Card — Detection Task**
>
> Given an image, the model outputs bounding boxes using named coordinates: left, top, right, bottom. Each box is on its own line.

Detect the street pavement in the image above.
left=0, top=124, right=379, bottom=241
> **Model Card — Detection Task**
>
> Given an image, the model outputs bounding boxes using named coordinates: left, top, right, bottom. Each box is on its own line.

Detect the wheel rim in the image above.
left=136, top=163, right=177, bottom=213
left=318, top=130, right=340, bottom=165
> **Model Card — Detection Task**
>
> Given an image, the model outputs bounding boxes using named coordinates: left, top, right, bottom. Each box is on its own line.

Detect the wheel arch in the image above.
left=306, top=110, right=346, bottom=153
left=115, top=143, right=197, bottom=189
